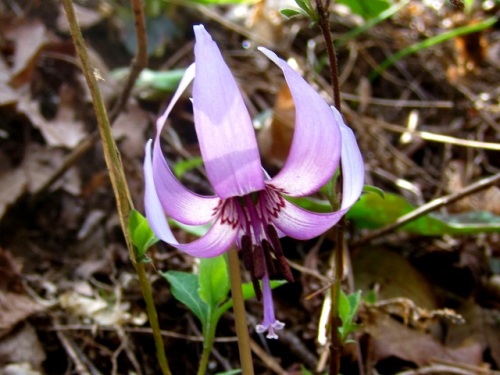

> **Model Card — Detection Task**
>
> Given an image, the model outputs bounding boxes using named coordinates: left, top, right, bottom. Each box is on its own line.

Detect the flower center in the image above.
left=223, top=188, right=294, bottom=300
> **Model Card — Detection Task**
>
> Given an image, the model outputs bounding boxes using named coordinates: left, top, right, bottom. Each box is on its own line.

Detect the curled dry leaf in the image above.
left=17, top=84, right=87, bottom=149
left=59, top=289, right=147, bottom=327
left=257, top=83, right=295, bottom=167
left=4, top=19, right=48, bottom=88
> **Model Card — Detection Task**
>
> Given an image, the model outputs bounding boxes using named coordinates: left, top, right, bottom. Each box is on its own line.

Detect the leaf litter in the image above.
left=0, top=0, right=499, bottom=374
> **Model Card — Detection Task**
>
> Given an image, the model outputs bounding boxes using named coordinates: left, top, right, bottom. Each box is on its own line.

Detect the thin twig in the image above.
left=109, top=0, right=148, bottom=121
left=61, top=2, right=171, bottom=374
left=353, top=172, right=500, bottom=246
left=314, top=1, right=346, bottom=374
left=36, top=0, right=148, bottom=197
left=315, top=0, right=340, bottom=110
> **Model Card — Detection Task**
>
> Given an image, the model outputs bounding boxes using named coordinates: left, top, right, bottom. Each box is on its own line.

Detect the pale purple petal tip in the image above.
left=338, top=117, right=365, bottom=210
left=193, top=25, right=264, bottom=198
left=259, top=47, right=341, bottom=196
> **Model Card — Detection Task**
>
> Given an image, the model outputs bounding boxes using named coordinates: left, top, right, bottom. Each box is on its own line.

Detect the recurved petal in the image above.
left=259, top=47, right=341, bottom=197
left=338, top=119, right=364, bottom=209
left=271, top=120, right=364, bottom=240
left=151, top=140, right=220, bottom=225
left=271, top=199, right=349, bottom=240
left=145, top=140, right=237, bottom=257
left=151, top=62, right=220, bottom=225
left=193, top=25, right=265, bottom=199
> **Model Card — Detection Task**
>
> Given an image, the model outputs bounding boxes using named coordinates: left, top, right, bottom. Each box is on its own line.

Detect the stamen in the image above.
left=253, top=244, right=266, bottom=280
left=262, top=240, right=277, bottom=277
left=252, top=277, right=262, bottom=301
left=241, top=235, right=253, bottom=271
left=276, top=256, right=294, bottom=283
left=266, top=225, right=283, bottom=257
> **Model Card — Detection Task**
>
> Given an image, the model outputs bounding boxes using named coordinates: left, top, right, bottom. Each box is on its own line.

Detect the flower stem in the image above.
left=62, top=1, right=171, bottom=374
left=314, top=1, right=345, bottom=374
left=227, top=248, right=254, bottom=375
left=197, top=314, right=217, bottom=375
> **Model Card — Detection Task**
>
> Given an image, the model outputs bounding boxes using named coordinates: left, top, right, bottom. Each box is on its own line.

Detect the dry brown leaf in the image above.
left=17, top=84, right=87, bottom=149
left=353, top=247, right=438, bottom=310
left=4, top=20, right=48, bottom=88
left=112, top=103, right=149, bottom=158
left=0, top=152, right=27, bottom=221
left=57, top=3, right=108, bottom=32
left=447, top=300, right=500, bottom=368
left=0, top=323, right=46, bottom=371
left=445, top=160, right=500, bottom=214
left=362, top=308, right=483, bottom=367
left=0, top=83, right=18, bottom=106
left=258, top=83, right=295, bottom=167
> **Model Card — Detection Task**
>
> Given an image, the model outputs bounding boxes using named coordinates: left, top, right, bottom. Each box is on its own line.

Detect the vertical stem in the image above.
left=227, top=248, right=254, bottom=375
left=329, top=226, right=344, bottom=375
left=136, top=263, right=172, bottom=375
left=62, top=2, right=171, bottom=374
left=197, top=315, right=217, bottom=375
left=315, top=0, right=341, bottom=111
left=314, top=1, right=345, bottom=374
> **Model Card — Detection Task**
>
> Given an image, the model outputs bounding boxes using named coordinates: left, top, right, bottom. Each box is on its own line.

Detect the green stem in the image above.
left=61, top=2, right=171, bottom=374
left=197, top=314, right=217, bottom=375
left=136, top=263, right=172, bottom=375
left=227, top=248, right=254, bottom=375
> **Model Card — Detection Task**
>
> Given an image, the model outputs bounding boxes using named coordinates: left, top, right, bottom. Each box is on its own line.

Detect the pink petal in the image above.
left=271, top=120, right=364, bottom=239
left=151, top=63, right=220, bottom=225
left=339, top=119, right=364, bottom=210
left=193, top=25, right=265, bottom=199
left=145, top=140, right=237, bottom=257
left=259, top=47, right=341, bottom=196
left=271, top=199, right=348, bottom=240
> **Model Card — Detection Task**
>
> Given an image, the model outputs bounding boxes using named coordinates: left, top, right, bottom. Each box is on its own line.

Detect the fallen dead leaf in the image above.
left=4, top=20, right=48, bottom=88
left=59, top=289, right=147, bottom=327
left=258, top=83, right=295, bottom=167
left=0, top=152, right=27, bottom=221
left=17, top=84, right=87, bottom=149
left=361, top=307, right=483, bottom=367
left=22, top=143, right=81, bottom=195
left=353, top=246, right=438, bottom=310
left=0, top=323, right=46, bottom=372
left=447, top=299, right=500, bottom=368
left=112, top=102, right=149, bottom=158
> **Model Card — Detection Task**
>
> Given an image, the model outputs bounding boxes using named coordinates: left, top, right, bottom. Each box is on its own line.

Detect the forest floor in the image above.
left=0, top=0, right=499, bottom=374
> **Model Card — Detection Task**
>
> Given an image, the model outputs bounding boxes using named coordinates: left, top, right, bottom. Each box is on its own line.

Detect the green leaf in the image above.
left=370, top=16, right=497, bottom=80
left=217, top=280, right=287, bottom=318
left=280, top=8, right=307, bottom=18
left=128, top=209, right=158, bottom=259
left=161, top=271, right=208, bottom=323
left=111, top=68, right=185, bottom=99
left=363, top=185, right=385, bottom=198
left=347, top=290, right=362, bottom=319
left=173, top=157, right=203, bottom=179
left=198, top=255, right=230, bottom=308
left=338, top=290, right=362, bottom=340
left=347, top=191, right=500, bottom=235
left=214, top=370, right=242, bottom=375
left=185, top=0, right=257, bottom=4
left=336, top=0, right=391, bottom=20
left=338, top=289, right=351, bottom=324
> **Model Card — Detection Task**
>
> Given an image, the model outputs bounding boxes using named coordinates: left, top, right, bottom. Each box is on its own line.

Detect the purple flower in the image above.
left=144, top=25, right=364, bottom=339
